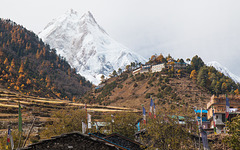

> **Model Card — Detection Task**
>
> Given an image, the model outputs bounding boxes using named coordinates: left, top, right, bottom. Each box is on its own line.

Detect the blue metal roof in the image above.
left=194, top=109, right=208, bottom=113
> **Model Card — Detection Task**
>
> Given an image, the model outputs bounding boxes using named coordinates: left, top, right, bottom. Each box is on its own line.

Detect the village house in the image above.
left=140, top=65, right=151, bottom=74
left=151, top=63, right=165, bottom=73
left=132, top=68, right=141, bottom=75
left=90, top=132, right=144, bottom=150
left=21, top=132, right=118, bottom=150
left=194, top=109, right=210, bottom=129
left=166, top=62, right=187, bottom=70
left=207, top=95, right=240, bottom=134
left=132, top=60, right=187, bottom=75
left=22, top=131, right=144, bottom=150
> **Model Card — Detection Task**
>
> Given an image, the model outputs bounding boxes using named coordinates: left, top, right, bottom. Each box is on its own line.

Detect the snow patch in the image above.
left=207, top=61, right=240, bottom=83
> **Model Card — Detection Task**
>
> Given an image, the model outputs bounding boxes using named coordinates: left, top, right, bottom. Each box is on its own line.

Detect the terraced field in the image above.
left=0, top=87, right=139, bottom=136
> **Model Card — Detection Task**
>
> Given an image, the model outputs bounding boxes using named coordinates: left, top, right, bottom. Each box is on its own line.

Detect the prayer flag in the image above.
left=82, top=121, right=87, bottom=134
left=87, top=113, right=91, bottom=129
left=226, top=96, right=230, bottom=119
left=143, top=106, right=146, bottom=124
left=149, top=98, right=153, bottom=116
left=111, top=114, right=114, bottom=123
left=6, top=127, right=14, bottom=150
left=153, top=102, right=156, bottom=118
left=95, top=122, right=99, bottom=131
left=136, top=122, right=140, bottom=131
left=212, top=108, right=217, bottom=134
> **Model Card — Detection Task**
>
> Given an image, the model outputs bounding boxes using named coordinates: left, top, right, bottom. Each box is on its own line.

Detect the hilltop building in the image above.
left=132, top=68, right=141, bottom=76
left=207, top=95, right=240, bottom=134
left=132, top=64, right=165, bottom=75
left=166, top=62, right=187, bottom=70
left=140, top=65, right=151, bottom=74
left=151, top=64, right=165, bottom=73
left=132, top=61, right=188, bottom=76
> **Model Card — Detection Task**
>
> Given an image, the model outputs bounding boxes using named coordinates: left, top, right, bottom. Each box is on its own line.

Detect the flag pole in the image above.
left=85, top=104, right=88, bottom=134
left=225, top=94, right=229, bottom=132
left=199, top=107, right=202, bottom=150
left=142, top=104, right=146, bottom=124
left=17, top=101, right=23, bottom=149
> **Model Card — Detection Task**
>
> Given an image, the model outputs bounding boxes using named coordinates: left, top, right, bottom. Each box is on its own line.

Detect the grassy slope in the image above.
left=88, top=72, right=211, bottom=113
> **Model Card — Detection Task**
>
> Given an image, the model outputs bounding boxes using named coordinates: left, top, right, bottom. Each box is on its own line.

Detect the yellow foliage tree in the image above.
left=156, top=54, right=165, bottom=63
left=234, top=89, right=239, bottom=95
left=18, top=62, right=24, bottom=74
left=72, top=96, right=76, bottom=103
left=177, top=69, right=182, bottom=77
left=150, top=55, right=156, bottom=61
left=45, top=75, right=51, bottom=88
left=4, top=74, right=9, bottom=79
left=190, top=70, right=197, bottom=81
left=56, top=93, right=61, bottom=98
left=4, top=58, right=8, bottom=65
left=36, top=49, right=40, bottom=59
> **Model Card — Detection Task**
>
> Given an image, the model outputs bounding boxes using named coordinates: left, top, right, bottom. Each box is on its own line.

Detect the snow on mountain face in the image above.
left=39, top=9, right=146, bottom=85
left=207, top=61, right=240, bottom=83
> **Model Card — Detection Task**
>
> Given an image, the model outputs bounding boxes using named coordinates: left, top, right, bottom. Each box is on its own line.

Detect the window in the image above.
left=222, top=114, right=226, bottom=122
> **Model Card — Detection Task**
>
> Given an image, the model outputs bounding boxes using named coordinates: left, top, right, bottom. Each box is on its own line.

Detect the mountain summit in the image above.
left=39, top=9, right=146, bottom=85
left=207, top=61, right=240, bottom=83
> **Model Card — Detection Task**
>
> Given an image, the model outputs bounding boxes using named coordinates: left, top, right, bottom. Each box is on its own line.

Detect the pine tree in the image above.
left=191, top=55, right=204, bottom=71
left=197, top=67, right=208, bottom=87
left=112, top=70, right=117, bottom=77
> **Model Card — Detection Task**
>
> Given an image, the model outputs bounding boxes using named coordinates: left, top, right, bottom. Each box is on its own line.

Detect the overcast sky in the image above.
left=1, top=0, right=240, bottom=76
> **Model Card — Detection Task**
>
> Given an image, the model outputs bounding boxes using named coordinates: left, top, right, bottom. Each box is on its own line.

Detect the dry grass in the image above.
left=0, top=113, right=18, bottom=116
left=0, top=103, right=18, bottom=108
left=88, top=73, right=212, bottom=111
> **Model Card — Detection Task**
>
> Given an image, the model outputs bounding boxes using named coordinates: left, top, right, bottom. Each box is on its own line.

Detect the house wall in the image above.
left=133, top=68, right=141, bottom=75
left=140, top=69, right=149, bottom=74
left=151, top=64, right=165, bottom=73
left=215, top=114, right=225, bottom=125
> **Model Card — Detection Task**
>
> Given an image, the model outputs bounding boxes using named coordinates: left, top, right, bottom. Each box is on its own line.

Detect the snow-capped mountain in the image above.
left=207, top=61, right=240, bottom=83
left=39, top=9, right=146, bottom=85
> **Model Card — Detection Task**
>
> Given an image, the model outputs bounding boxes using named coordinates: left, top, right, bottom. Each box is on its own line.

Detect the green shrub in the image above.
left=133, top=82, right=138, bottom=87
left=157, top=92, right=163, bottom=98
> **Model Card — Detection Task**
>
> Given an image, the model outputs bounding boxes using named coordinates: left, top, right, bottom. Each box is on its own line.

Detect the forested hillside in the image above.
left=0, top=19, right=91, bottom=100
